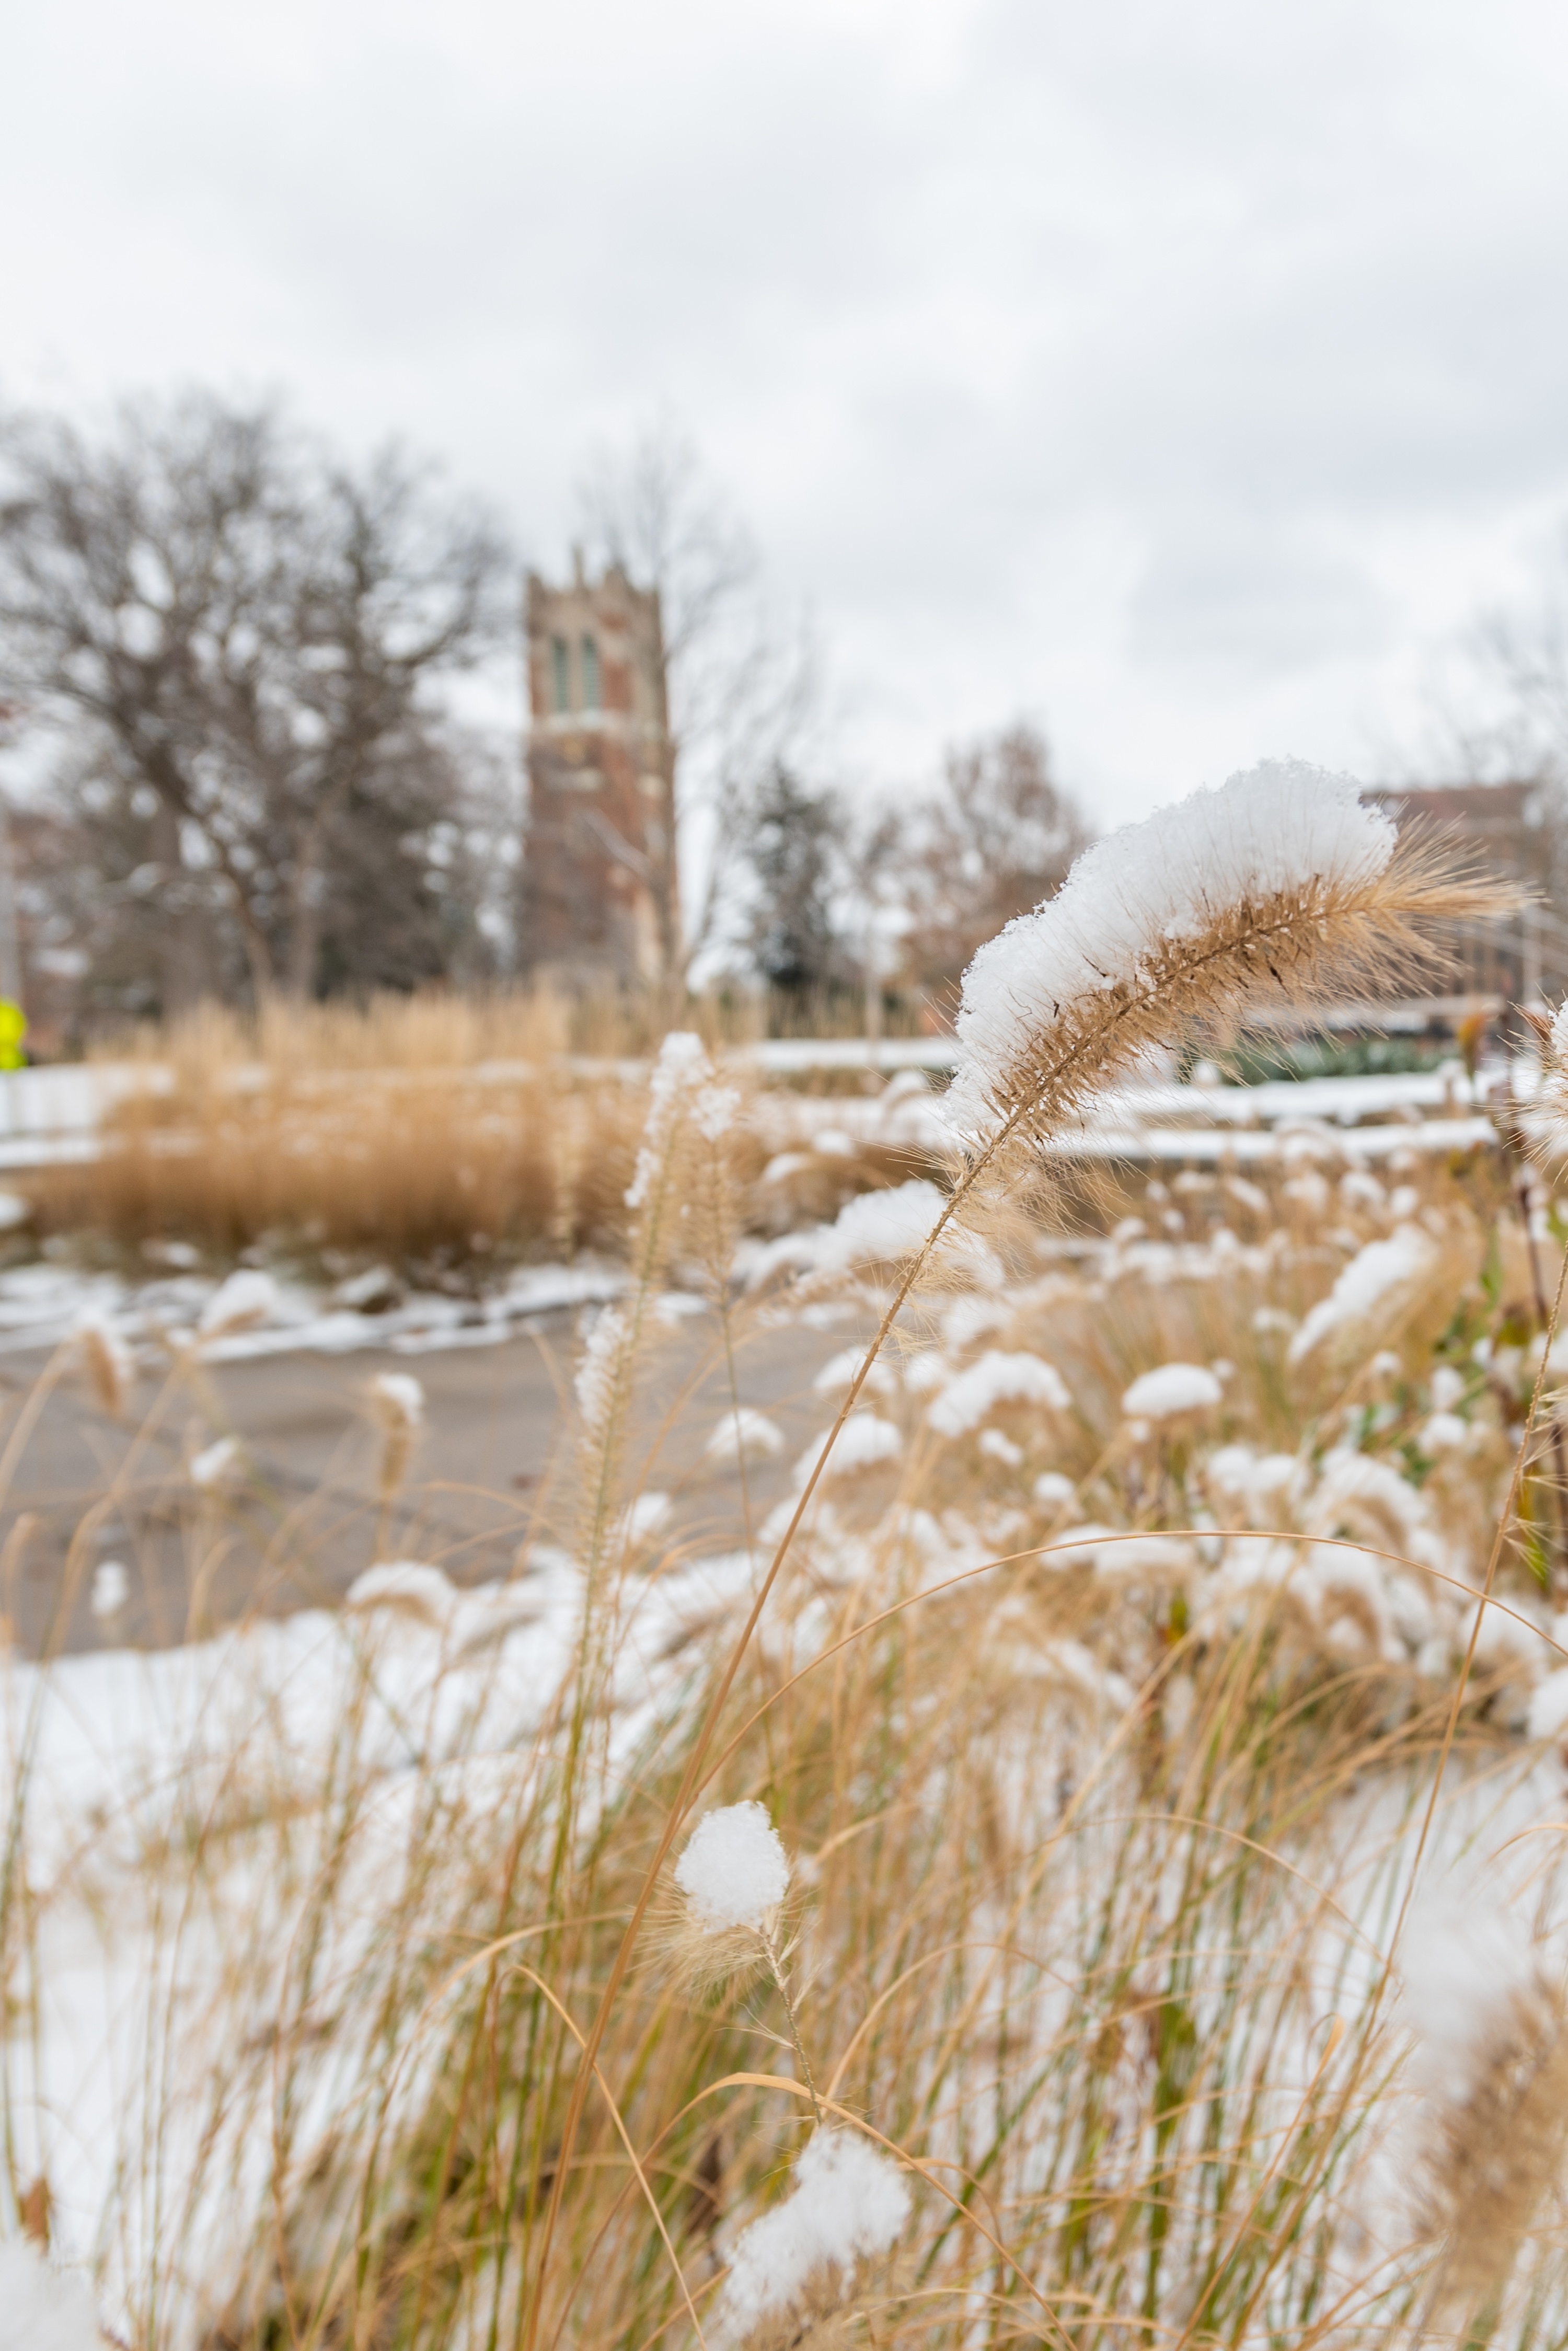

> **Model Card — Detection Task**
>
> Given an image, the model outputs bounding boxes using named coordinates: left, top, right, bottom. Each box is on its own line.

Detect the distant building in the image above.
left=518, top=557, right=679, bottom=987
left=1365, top=780, right=1562, bottom=1007
left=1365, top=780, right=1549, bottom=888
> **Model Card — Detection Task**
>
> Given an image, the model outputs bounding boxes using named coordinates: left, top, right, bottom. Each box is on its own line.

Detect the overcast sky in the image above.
left=7, top=0, right=1568, bottom=825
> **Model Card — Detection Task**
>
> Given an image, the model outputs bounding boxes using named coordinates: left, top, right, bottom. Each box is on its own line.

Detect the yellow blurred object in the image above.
left=1456, top=1006, right=1489, bottom=1079
left=0, top=1001, right=28, bottom=1070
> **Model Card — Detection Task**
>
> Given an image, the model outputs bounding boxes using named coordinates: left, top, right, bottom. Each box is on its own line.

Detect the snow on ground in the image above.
left=0, top=1255, right=633, bottom=1364
left=6, top=1543, right=763, bottom=2340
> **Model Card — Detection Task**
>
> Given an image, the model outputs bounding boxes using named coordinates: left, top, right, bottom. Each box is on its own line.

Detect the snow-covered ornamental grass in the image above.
left=20, top=763, right=1568, bottom=2350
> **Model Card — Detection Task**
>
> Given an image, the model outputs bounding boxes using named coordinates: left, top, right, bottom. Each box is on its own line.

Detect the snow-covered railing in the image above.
left=0, top=1063, right=165, bottom=1169
left=739, top=1036, right=960, bottom=1075
left=0, top=1051, right=1538, bottom=1176
left=754, top=1058, right=1537, bottom=1169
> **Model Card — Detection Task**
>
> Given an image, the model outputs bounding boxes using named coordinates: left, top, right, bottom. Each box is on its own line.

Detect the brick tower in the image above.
left=518, top=556, right=679, bottom=986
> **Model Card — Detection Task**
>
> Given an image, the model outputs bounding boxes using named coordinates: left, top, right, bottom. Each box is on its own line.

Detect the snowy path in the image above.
left=0, top=1304, right=851, bottom=1658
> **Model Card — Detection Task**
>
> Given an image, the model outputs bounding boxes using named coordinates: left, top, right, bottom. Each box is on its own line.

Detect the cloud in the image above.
left=5, top=0, right=1568, bottom=823
left=1128, top=523, right=1393, bottom=676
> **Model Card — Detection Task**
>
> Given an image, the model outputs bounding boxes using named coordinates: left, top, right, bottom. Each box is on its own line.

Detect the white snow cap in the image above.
left=72, top=1305, right=133, bottom=1384
left=1121, top=1362, right=1223, bottom=1421
left=797, top=1414, right=903, bottom=1482
left=90, top=1559, right=129, bottom=1620
left=705, top=1407, right=787, bottom=1466
left=813, top=1181, right=946, bottom=1274
left=0, top=2237, right=105, bottom=2348
left=626, top=1030, right=710, bottom=1209
left=199, top=1267, right=279, bottom=1338
left=345, top=1560, right=460, bottom=1627
left=675, top=1800, right=791, bottom=1931
left=1401, top=1885, right=1543, bottom=2100
left=189, top=1434, right=243, bottom=1490
left=617, top=1491, right=673, bottom=1547
left=813, top=1346, right=896, bottom=1398
left=947, top=761, right=1393, bottom=1136
left=370, top=1370, right=425, bottom=1427
left=1287, top=1224, right=1437, bottom=1365
left=720, top=2128, right=910, bottom=2333
left=928, top=1350, right=1071, bottom=1437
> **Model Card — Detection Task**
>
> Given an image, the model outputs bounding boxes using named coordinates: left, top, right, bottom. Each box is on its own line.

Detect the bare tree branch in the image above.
left=0, top=393, right=514, bottom=1006
left=575, top=419, right=819, bottom=983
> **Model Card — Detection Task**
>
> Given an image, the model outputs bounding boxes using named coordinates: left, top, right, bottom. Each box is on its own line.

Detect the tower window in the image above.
left=551, top=635, right=571, bottom=713
left=581, top=633, right=602, bottom=712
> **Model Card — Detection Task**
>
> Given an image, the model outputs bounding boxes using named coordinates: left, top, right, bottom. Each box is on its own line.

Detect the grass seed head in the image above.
left=369, top=1369, right=425, bottom=1500
left=72, top=1308, right=132, bottom=1419
left=1405, top=1897, right=1568, bottom=2320
left=660, top=1801, right=795, bottom=1993
left=718, top=2128, right=910, bottom=2347
left=944, top=761, right=1516, bottom=1161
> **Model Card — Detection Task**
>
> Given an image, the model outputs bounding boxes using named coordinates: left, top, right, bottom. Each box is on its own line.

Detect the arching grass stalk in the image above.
left=522, top=760, right=1513, bottom=2336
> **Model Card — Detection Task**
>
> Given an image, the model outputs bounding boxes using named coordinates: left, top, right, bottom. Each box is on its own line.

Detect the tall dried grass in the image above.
left=33, top=996, right=700, bottom=1265
left=31, top=990, right=934, bottom=1266
left=13, top=792, right=1568, bottom=2348
left=15, top=1124, right=1568, bottom=2351
left=8, top=1099, right=1568, bottom=2348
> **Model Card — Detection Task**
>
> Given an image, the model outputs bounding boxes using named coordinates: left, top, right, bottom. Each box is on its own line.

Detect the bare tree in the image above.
left=577, top=421, right=817, bottom=982
left=0, top=393, right=513, bottom=1007
left=891, top=722, right=1090, bottom=995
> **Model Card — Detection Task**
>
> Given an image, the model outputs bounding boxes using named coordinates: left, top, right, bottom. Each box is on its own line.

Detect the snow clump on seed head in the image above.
left=795, top=1413, right=903, bottom=1484
left=90, top=1559, right=129, bottom=1620
left=198, top=1267, right=279, bottom=1340
left=574, top=1304, right=627, bottom=1440
left=189, top=1434, right=244, bottom=1491
left=72, top=1306, right=133, bottom=1418
left=0, top=2236, right=106, bottom=2349
left=928, top=1350, right=1071, bottom=1438
left=812, top=1180, right=948, bottom=1276
left=1287, top=1224, right=1438, bottom=1366
left=675, top=1800, right=791, bottom=1932
left=705, top=1407, right=786, bottom=1468
left=720, top=2127, right=911, bottom=2337
left=693, top=1079, right=741, bottom=1142
left=1120, top=1363, right=1223, bottom=1421
left=946, top=762, right=1395, bottom=1139
left=1524, top=1000, right=1568, bottom=1147
left=626, top=1030, right=710, bottom=1211
left=1399, top=1885, right=1568, bottom=2317
left=370, top=1370, right=424, bottom=1430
